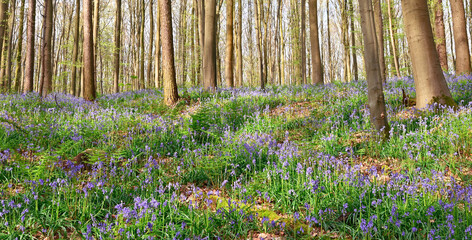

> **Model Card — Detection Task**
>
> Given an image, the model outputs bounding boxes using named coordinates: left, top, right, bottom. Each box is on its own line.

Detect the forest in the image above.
left=1, top=0, right=472, bottom=238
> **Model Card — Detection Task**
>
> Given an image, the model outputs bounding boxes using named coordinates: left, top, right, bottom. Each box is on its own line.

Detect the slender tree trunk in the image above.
left=83, top=0, right=96, bottom=101
left=225, top=0, right=234, bottom=88
left=262, top=0, right=269, bottom=86
left=23, top=0, right=35, bottom=93
left=40, top=0, right=53, bottom=98
left=349, top=0, right=358, bottom=81
left=450, top=0, right=471, bottom=74
left=255, top=0, right=264, bottom=89
left=1, top=0, right=15, bottom=91
left=0, top=0, right=9, bottom=78
left=401, top=0, right=455, bottom=108
left=387, top=0, right=400, bottom=77
left=236, top=0, right=243, bottom=87
left=114, top=0, right=121, bottom=93
left=327, top=0, right=332, bottom=82
left=160, top=0, right=179, bottom=105
left=373, top=0, right=386, bottom=82
left=154, top=0, right=161, bottom=88
left=198, top=0, right=205, bottom=82
left=70, top=0, right=80, bottom=95
left=203, top=0, right=217, bottom=90
left=309, top=0, right=323, bottom=84
left=139, top=0, right=145, bottom=88
left=301, top=0, right=306, bottom=84
left=433, top=0, right=448, bottom=71
left=178, top=0, right=187, bottom=85
left=13, top=0, right=25, bottom=92
left=147, top=0, right=154, bottom=87
left=93, top=0, right=99, bottom=88
left=359, top=0, right=390, bottom=138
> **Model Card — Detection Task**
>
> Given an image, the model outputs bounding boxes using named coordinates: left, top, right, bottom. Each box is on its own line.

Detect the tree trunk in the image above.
left=198, top=0, right=205, bottom=83
left=373, top=0, right=386, bottom=82
left=309, top=0, right=323, bottom=84
left=326, top=0, right=332, bottom=82
left=349, top=0, right=358, bottom=81
left=0, top=0, right=9, bottom=78
left=147, top=0, right=154, bottom=87
left=433, top=0, right=448, bottom=71
left=1, top=0, right=15, bottom=91
left=93, top=0, right=99, bottom=88
left=387, top=0, right=401, bottom=77
left=39, top=0, right=53, bottom=98
left=225, top=0, right=234, bottom=88
left=160, top=0, right=179, bottom=105
left=401, top=0, right=455, bottom=108
left=13, top=0, right=25, bottom=92
left=450, top=0, right=471, bottom=74
left=236, top=0, right=243, bottom=87
left=114, top=0, right=121, bottom=93
left=23, top=0, right=35, bottom=93
left=154, top=0, right=161, bottom=88
left=83, top=0, right=96, bottom=101
left=139, top=0, right=145, bottom=88
left=178, top=0, right=187, bottom=85
left=255, top=0, right=264, bottom=89
left=70, top=0, right=80, bottom=95
left=203, top=0, right=217, bottom=90
left=359, top=0, right=390, bottom=138
left=301, top=0, right=306, bottom=84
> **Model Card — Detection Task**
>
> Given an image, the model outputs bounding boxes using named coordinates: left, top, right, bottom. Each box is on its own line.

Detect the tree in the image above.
left=83, top=0, right=96, bottom=101
left=450, top=0, right=471, bottom=74
left=300, top=0, right=306, bottom=84
left=386, top=0, right=400, bottom=77
left=359, top=0, right=390, bottom=137
left=203, top=0, right=217, bottom=90
left=23, top=0, right=35, bottom=93
left=14, top=0, right=26, bottom=92
left=433, top=0, right=448, bottom=71
left=401, top=0, right=454, bottom=108
left=255, top=0, right=264, bottom=89
left=372, top=0, right=386, bottom=82
left=114, top=0, right=121, bottom=93
left=70, top=0, right=81, bottom=96
left=154, top=0, right=161, bottom=88
left=235, top=0, right=243, bottom=87
left=309, top=0, right=323, bottom=84
left=147, top=0, right=154, bottom=88
left=225, top=0, right=234, bottom=88
left=40, top=0, right=53, bottom=98
left=160, top=0, right=179, bottom=105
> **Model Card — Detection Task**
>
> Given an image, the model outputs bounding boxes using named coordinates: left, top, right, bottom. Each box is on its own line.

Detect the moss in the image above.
left=429, top=94, right=458, bottom=111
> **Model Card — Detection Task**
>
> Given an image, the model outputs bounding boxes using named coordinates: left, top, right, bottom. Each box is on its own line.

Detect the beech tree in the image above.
left=401, top=0, right=454, bottom=108
left=83, top=0, right=96, bottom=101
left=309, top=0, right=323, bottom=84
left=449, top=0, right=471, bottom=74
left=359, top=0, right=390, bottom=137
left=225, top=0, right=234, bottom=88
left=203, top=0, right=217, bottom=90
left=160, top=0, right=179, bottom=105
left=40, top=0, right=53, bottom=98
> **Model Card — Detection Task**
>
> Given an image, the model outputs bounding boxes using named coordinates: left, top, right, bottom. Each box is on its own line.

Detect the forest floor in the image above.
left=1, top=74, right=472, bottom=239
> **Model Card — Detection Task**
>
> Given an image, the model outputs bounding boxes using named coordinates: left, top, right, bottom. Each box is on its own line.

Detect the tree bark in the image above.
left=236, top=0, right=243, bottom=87
left=39, top=0, right=53, bottom=98
left=450, top=0, right=471, bottom=74
left=433, top=0, right=448, bottom=71
left=349, top=0, right=358, bottom=81
left=93, top=0, right=100, bottom=88
left=198, top=0, right=205, bottom=83
left=23, top=0, right=35, bottom=93
left=225, top=0, right=234, bottom=88
left=147, top=0, right=154, bottom=87
left=154, top=0, right=161, bottom=88
left=0, top=0, right=9, bottom=79
left=1, top=0, right=15, bottom=91
left=255, top=0, right=264, bottom=89
left=373, top=0, right=386, bottom=82
left=359, top=0, right=390, bottom=138
left=401, top=0, right=455, bottom=108
left=178, top=0, right=187, bottom=85
left=83, top=0, right=96, bottom=101
left=14, top=0, right=25, bottom=92
left=114, top=0, right=121, bottom=93
left=387, top=0, right=401, bottom=77
left=139, top=0, right=145, bottom=88
left=203, top=0, right=217, bottom=90
left=309, top=0, right=323, bottom=84
left=70, top=0, right=80, bottom=95
left=301, top=0, right=306, bottom=84
left=160, top=0, right=179, bottom=105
